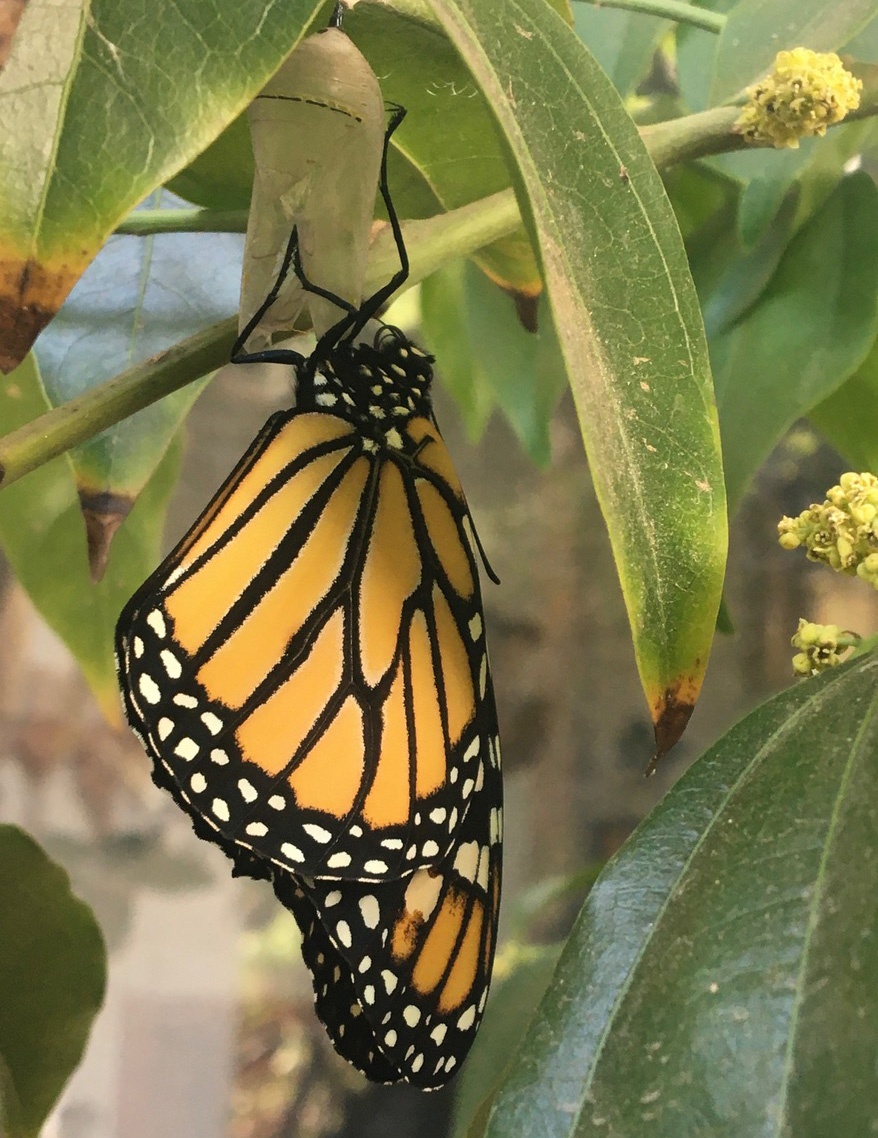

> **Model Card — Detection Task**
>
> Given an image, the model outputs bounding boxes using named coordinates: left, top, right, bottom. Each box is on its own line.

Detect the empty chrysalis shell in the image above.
left=239, top=27, right=386, bottom=348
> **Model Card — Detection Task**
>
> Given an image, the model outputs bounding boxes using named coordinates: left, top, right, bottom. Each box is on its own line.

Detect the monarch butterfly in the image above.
left=115, top=107, right=502, bottom=1088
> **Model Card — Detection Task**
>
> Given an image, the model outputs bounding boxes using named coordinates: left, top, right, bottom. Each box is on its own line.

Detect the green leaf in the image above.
left=573, top=3, right=670, bottom=97
left=711, top=0, right=878, bottom=103
left=464, top=264, right=566, bottom=466
left=0, top=355, right=182, bottom=718
left=430, top=0, right=727, bottom=755
left=0, top=825, right=106, bottom=1138
left=346, top=2, right=542, bottom=294
left=33, top=190, right=241, bottom=576
left=165, top=111, right=254, bottom=210
left=421, top=262, right=566, bottom=463
left=712, top=172, right=878, bottom=511
left=485, top=650, right=878, bottom=1138
left=810, top=334, right=878, bottom=470
left=0, top=0, right=328, bottom=369
left=421, top=263, right=497, bottom=441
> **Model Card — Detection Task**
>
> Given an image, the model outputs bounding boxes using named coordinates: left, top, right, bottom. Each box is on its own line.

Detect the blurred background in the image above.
left=1, top=318, right=873, bottom=1137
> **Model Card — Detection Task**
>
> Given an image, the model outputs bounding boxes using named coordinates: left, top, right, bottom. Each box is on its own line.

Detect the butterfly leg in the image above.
left=231, top=225, right=309, bottom=367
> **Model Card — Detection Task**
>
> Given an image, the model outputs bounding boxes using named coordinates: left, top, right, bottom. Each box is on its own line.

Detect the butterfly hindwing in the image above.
left=275, top=728, right=502, bottom=1089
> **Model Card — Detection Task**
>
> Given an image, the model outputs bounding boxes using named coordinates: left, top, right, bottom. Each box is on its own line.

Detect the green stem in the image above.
left=0, top=321, right=237, bottom=489
left=115, top=209, right=249, bottom=235
left=641, top=105, right=746, bottom=168
left=0, top=190, right=520, bottom=489
left=572, top=0, right=725, bottom=33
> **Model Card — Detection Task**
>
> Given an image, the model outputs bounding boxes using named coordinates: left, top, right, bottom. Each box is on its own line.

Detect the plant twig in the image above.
left=115, top=209, right=249, bottom=235
left=573, top=0, right=725, bottom=33
left=0, top=190, right=521, bottom=488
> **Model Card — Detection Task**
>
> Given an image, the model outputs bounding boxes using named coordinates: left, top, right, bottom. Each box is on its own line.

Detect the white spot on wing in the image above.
left=281, top=842, right=305, bottom=863
left=138, top=674, right=161, bottom=704
left=304, top=823, right=332, bottom=843
left=453, top=841, right=479, bottom=881
left=174, top=737, right=199, bottom=761
left=457, top=1006, right=476, bottom=1031
left=160, top=649, right=182, bottom=678
left=360, top=895, right=380, bottom=929
left=146, top=610, right=167, bottom=638
left=201, top=711, right=223, bottom=735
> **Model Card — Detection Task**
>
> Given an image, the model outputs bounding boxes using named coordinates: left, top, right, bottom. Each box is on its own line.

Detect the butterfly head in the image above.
left=303, top=326, right=435, bottom=451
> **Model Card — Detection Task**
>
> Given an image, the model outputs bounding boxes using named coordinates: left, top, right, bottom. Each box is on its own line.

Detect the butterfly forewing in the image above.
left=117, top=392, right=491, bottom=885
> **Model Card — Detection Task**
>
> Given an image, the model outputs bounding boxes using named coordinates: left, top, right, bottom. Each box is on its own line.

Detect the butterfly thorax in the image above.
left=299, top=327, right=434, bottom=452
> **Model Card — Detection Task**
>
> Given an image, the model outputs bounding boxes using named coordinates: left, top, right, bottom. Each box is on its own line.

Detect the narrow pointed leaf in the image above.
left=486, top=650, right=878, bottom=1138
left=431, top=0, right=727, bottom=756
left=0, top=825, right=106, bottom=1138
left=0, top=0, right=327, bottom=371
left=0, top=356, right=182, bottom=718
left=712, top=173, right=878, bottom=512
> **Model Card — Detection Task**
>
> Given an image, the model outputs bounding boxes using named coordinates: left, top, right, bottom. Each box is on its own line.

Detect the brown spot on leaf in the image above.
left=79, top=488, right=134, bottom=583
left=0, top=0, right=27, bottom=70
left=0, top=257, right=80, bottom=373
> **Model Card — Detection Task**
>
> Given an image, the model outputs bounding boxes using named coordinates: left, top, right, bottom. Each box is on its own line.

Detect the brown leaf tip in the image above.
left=79, top=489, right=134, bottom=583
left=646, top=684, right=697, bottom=776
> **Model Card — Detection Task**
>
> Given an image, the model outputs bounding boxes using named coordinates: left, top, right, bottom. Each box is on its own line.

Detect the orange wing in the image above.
left=116, top=409, right=493, bottom=884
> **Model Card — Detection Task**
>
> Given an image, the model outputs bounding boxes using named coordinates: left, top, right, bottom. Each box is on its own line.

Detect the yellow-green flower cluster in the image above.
left=790, top=619, right=859, bottom=676
left=778, top=472, right=878, bottom=588
left=735, top=48, right=862, bottom=149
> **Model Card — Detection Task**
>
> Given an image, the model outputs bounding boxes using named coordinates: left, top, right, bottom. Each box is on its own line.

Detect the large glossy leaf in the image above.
left=0, top=0, right=328, bottom=370
left=711, top=0, right=878, bottom=103
left=486, top=649, right=878, bottom=1138
left=0, top=825, right=106, bottom=1138
left=810, top=334, right=878, bottom=470
left=431, top=0, right=727, bottom=756
left=0, top=355, right=182, bottom=719
left=33, top=191, right=242, bottom=578
left=712, top=173, right=878, bottom=511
